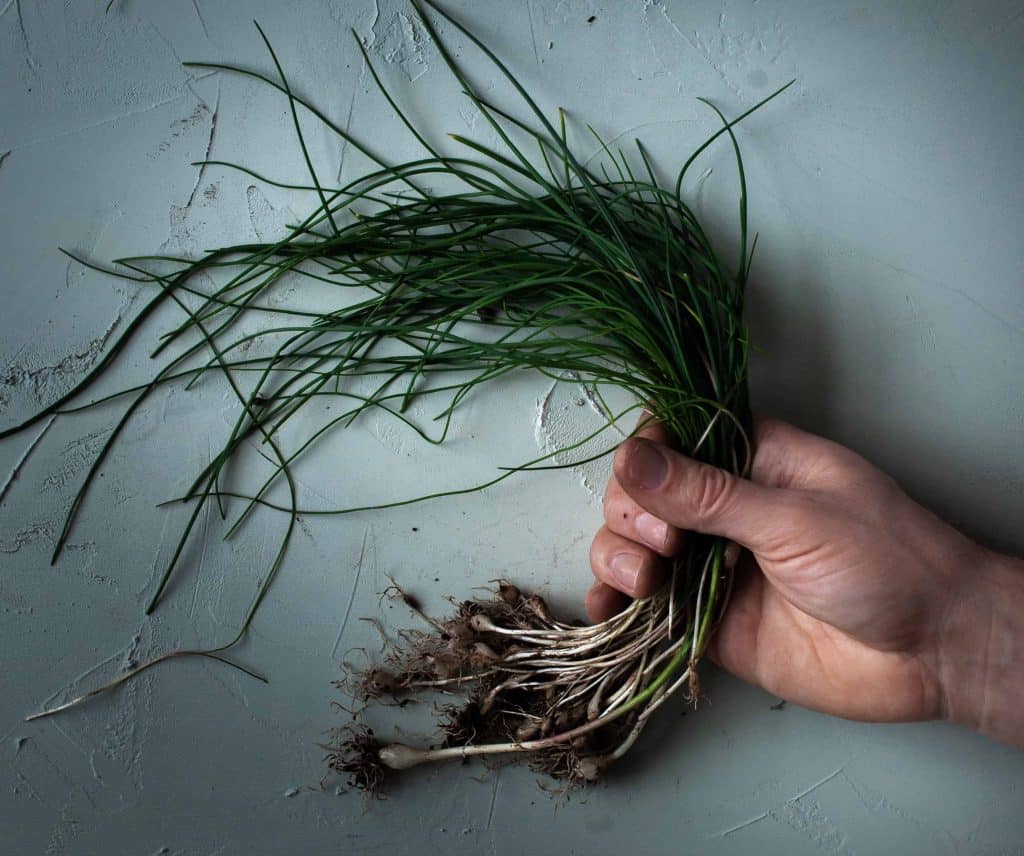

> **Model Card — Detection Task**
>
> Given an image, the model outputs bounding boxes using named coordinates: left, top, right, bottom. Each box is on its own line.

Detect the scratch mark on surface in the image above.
left=15, top=0, right=37, bottom=73
left=839, top=769, right=941, bottom=840
left=28, top=644, right=128, bottom=735
left=11, top=767, right=43, bottom=803
left=717, top=811, right=770, bottom=837
left=49, top=716, right=92, bottom=767
left=0, top=415, right=54, bottom=506
left=191, top=0, right=209, bottom=40
left=6, top=74, right=217, bottom=155
left=644, top=0, right=744, bottom=96
left=141, top=513, right=173, bottom=597
left=15, top=734, right=97, bottom=811
left=335, top=62, right=364, bottom=183
left=932, top=280, right=1024, bottom=338
left=714, top=766, right=847, bottom=839
left=526, top=2, right=541, bottom=65
left=188, top=481, right=213, bottom=619
left=332, top=527, right=369, bottom=658
left=579, top=119, right=695, bottom=166
left=0, top=150, right=10, bottom=170
left=0, top=724, right=21, bottom=747
left=240, top=436, right=336, bottom=507
left=146, top=18, right=215, bottom=110
left=485, top=769, right=501, bottom=832
left=185, top=81, right=220, bottom=207
left=844, top=242, right=1024, bottom=339
left=0, top=0, right=15, bottom=20
left=789, top=765, right=845, bottom=801
left=94, top=629, right=151, bottom=797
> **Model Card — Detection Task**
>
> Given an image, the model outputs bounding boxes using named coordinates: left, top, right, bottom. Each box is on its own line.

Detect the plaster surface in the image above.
left=1, top=1, right=1023, bottom=854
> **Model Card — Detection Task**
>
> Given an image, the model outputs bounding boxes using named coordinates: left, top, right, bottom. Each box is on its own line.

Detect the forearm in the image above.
left=938, top=550, right=1024, bottom=747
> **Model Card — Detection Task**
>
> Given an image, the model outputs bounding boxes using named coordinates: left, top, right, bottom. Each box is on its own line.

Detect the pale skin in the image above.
left=588, top=415, right=1024, bottom=748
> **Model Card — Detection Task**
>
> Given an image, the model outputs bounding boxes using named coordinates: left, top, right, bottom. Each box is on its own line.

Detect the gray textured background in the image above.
left=2, top=1, right=1023, bottom=854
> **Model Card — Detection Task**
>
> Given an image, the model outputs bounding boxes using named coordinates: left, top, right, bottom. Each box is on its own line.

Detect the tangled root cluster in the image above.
left=325, top=574, right=713, bottom=795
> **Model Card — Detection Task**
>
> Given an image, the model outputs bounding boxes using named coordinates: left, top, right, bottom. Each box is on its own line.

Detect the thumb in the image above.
left=612, top=437, right=803, bottom=554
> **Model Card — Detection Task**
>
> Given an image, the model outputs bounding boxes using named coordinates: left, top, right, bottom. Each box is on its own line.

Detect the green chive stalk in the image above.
left=7, top=0, right=791, bottom=787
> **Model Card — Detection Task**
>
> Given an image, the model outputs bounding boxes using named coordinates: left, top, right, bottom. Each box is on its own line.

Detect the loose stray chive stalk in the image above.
left=7, top=0, right=793, bottom=786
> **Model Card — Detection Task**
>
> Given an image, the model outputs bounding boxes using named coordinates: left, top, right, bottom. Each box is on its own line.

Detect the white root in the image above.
left=357, top=554, right=738, bottom=784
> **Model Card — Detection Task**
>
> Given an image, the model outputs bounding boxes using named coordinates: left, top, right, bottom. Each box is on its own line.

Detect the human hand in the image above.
left=588, top=415, right=1024, bottom=745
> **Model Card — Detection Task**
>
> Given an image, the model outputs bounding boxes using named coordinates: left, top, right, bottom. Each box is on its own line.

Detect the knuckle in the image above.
left=687, top=464, right=735, bottom=521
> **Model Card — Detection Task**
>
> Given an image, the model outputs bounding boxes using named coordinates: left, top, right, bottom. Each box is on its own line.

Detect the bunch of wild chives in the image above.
left=7, top=0, right=791, bottom=787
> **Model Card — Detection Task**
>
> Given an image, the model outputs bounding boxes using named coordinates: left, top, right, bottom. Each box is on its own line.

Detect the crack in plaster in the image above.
left=335, top=62, right=366, bottom=183
left=332, top=526, right=371, bottom=658
left=526, top=2, right=541, bottom=65
left=0, top=521, right=55, bottom=554
left=715, top=765, right=848, bottom=841
left=15, top=0, right=38, bottom=73
left=185, top=81, right=220, bottom=207
left=5, top=73, right=218, bottom=155
left=190, top=0, right=209, bottom=40
left=0, top=272, right=137, bottom=408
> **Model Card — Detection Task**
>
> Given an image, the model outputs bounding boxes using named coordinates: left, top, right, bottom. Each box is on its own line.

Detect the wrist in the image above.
left=936, top=548, right=1024, bottom=746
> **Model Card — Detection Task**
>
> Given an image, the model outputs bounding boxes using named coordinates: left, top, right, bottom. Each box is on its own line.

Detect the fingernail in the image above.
left=610, top=553, right=641, bottom=593
left=635, top=512, right=668, bottom=549
left=626, top=440, right=668, bottom=490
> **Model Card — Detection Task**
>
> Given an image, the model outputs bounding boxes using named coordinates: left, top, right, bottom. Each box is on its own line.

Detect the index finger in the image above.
left=602, top=412, right=681, bottom=556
